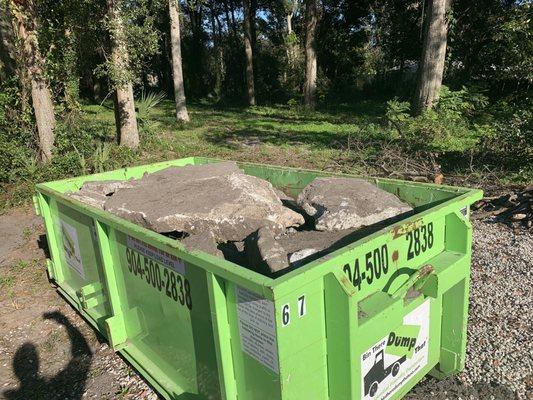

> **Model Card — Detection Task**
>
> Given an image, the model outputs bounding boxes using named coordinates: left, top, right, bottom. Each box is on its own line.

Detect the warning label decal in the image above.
left=127, top=235, right=185, bottom=275
left=360, top=299, right=430, bottom=400
left=60, top=220, right=85, bottom=279
left=236, top=286, right=279, bottom=373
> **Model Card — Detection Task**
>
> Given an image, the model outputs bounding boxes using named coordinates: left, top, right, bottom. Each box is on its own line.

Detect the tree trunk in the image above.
left=285, top=2, right=296, bottom=67
left=0, top=1, right=16, bottom=82
left=106, top=0, right=139, bottom=148
left=412, top=0, right=451, bottom=115
left=12, top=1, right=56, bottom=162
left=303, top=0, right=318, bottom=109
left=209, top=4, right=224, bottom=98
left=169, top=0, right=190, bottom=122
left=243, top=0, right=255, bottom=106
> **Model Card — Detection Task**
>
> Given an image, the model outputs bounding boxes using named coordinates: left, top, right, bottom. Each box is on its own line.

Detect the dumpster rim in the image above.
left=36, top=157, right=483, bottom=290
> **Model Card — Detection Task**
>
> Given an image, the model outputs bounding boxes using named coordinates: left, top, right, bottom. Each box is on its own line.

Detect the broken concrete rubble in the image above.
left=297, top=177, right=413, bottom=231
left=75, top=162, right=304, bottom=242
left=69, top=180, right=134, bottom=209
left=246, top=227, right=361, bottom=273
left=245, top=227, right=289, bottom=273
left=139, top=161, right=241, bottom=184
left=69, top=164, right=414, bottom=276
left=181, top=231, right=223, bottom=258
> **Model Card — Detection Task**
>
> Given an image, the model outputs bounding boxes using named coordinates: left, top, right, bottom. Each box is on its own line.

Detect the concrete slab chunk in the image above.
left=245, top=227, right=290, bottom=273
left=246, top=227, right=362, bottom=273
left=68, top=180, right=135, bottom=209
left=102, top=163, right=305, bottom=241
left=297, top=177, right=413, bottom=231
left=181, top=232, right=224, bottom=258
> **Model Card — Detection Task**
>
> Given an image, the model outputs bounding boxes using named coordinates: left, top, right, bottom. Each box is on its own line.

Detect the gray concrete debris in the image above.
left=288, top=248, right=318, bottom=266
left=297, top=177, right=413, bottom=231
left=139, top=161, right=241, bottom=184
left=69, top=190, right=108, bottom=209
left=103, top=163, right=304, bottom=241
left=68, top=163, right=239, bottom=209
left=247, top=228, right=361, bottom=273
left=80, top=180, right=133, bottom=195
left=246, top=227, right=290, bottom=273
left=68, top=180, right=134, bottom=209
left=181, top=231, right=223, bottom=258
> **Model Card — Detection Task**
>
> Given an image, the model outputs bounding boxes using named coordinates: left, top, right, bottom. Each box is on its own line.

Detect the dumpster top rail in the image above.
left=35, top=156, right=483, bottom=290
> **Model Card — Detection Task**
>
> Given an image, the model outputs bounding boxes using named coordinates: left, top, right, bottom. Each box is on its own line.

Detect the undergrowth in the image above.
left=1, top=83, right=531, bottom=212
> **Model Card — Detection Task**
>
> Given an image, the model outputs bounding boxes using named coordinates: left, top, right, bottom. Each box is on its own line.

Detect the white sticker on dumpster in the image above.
left=127, top=236, right=185, bottom=275
left=360, top=299, right=430, bottom=400
left=59, top=220, right=85, bottom=279
left=236, top=286, right=279, bottom=373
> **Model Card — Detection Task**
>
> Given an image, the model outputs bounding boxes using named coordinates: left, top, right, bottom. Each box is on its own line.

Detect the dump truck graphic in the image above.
left=364, top=349, right=407, bottom=397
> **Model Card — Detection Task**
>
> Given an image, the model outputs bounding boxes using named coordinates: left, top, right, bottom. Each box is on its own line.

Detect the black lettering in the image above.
left=381, top=245, right=389, bottom=274
left=144, top=257, right=151, bottom=284
left=164, top=269, right=172, bottom=298
left=126, top=249, right=133, bottom=272
left=353, top=259, right=361, bottom=290
left=177, top=275, right=184, bottom=305
left=421, top=225, right=427, bottom=252
left=387, top=332, right=396, bottom=346
left=170, top=272, right=178, bottom=301
left=373, top=248, right=381, bottom=279
left=125, top=248, right=191, bottom=309
left=428, top=222, right=434, bottom=248
left=407, top=232, right=414, bottom=260
left=343, top=263, right=352, bottom=282
left=365, top=252, right=374, bottom=284
left=414, top=229, right=421, bottom=255
left=184, top=279, right=192, bottom=310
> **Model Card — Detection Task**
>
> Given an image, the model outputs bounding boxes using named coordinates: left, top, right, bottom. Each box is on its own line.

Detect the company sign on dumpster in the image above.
left=361, top=300, right=430, bottom=399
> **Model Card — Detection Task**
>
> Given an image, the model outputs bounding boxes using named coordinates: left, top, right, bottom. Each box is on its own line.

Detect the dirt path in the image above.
left=0, top=207, right=530, bottom=399
left=0, top=207, right=157, bottom=400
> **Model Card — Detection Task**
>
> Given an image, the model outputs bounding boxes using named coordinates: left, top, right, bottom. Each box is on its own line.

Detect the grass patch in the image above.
left=1, top=98, right=530, bottom=211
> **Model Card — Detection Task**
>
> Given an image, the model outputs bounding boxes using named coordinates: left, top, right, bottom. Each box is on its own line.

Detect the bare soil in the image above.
left=0, top=206, right=157, bottom=400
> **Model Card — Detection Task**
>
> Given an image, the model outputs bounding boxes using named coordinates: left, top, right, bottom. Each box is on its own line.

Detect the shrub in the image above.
left=385, top=86, right=491, bottom=153
left=0, top=80, right=36, bottom=183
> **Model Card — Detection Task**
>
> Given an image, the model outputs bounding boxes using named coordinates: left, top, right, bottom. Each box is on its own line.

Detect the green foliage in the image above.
left=136, top=91, right=166, bottom=124
left=95, top=0, right=160, bottom=88
left=2, top=0, right=532, bottom=212
left=481, top=99, right=533, bottom=172
left=448, top=1, right=532, bottom=95
left=0, top=80, right=35, bottom=184
left=385, top=86, right=491, bottom=153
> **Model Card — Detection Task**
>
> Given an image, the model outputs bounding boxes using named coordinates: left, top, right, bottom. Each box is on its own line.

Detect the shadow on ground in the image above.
left=3, top=311, right=93, bottom=400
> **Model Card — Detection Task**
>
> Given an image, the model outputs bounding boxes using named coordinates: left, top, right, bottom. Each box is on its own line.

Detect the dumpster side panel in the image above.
left=225, top=282, right=283, bottom=400
left=37, top=195, right=223, bottom=399
left=105, top=228, right=222, bottom=397
left=275, top=278, right=329, bottom=399
left=38, top=194, right=112, bottom=332
left=432, top=211, right=473, bottom=377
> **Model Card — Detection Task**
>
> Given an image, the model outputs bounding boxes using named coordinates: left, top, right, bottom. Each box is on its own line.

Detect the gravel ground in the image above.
left=1, top=208, right=531, bottom=399
left=407, top=220, right=533, bottom=399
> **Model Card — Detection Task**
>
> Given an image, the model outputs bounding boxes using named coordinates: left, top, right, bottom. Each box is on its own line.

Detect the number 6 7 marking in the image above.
left=282, top=295, right=306, bottom=327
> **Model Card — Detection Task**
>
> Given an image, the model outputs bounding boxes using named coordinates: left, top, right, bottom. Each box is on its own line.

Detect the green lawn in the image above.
left=84, top=100, right=388, bottom=174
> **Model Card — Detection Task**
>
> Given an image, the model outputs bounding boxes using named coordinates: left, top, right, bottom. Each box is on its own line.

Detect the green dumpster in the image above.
left=34, top=157, right=482, bottom=400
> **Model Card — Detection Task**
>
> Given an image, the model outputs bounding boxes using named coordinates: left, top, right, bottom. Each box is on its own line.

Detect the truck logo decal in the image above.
left=360, top=300, right=430, bottom=399
left=385, top=325, right=420, bottom=359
